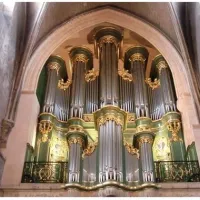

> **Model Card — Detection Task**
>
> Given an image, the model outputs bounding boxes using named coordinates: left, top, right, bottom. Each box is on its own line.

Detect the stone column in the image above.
left=66, top=124, right=87, bottom=183
left=1, top=92, right=40, bottom=185
left=125, top=47, right=149, bottom=118
left=69, top=47, right=93, bottom=119
left=94, top=27, right=122, bottom=107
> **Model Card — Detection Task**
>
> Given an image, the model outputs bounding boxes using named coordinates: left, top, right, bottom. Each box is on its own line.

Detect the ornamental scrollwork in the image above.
left=137, top=136, right=153, bottom=146
left=85, top=68, right=99, bottom=82
left=47, top=62, right=60, bottom=75
left=136, top=125, right=151, bottom=133
left=83, top=114, right=94, bottom=122
left=124, top=143, right=139, bottom=159
left=129, top=53, right=146, bottom=63
left=68, top=125, right=85, bottom=134
left=82, top=141, right=98, bottom=158
left=72, top=54, right=89, bottom=63
left=156, top=60, right=168, bottom=74
left=145, top=78, right=160, bottom=90
left=58, top=79, right=72, bottom=90
left=67, top=137, right=84, bottom=147
left=118, top=68, right=133, bottom=82
left=167, top=120, right=182, bottom=142
left=97, top=113, right=123, bottom=127
left=39, top=121, right=53, bottom=135
left=98, top=35, right=119, bottom=48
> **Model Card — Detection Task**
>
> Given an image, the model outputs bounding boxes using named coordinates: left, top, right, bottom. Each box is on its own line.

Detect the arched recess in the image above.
left=2, top=7, right=200, bottom=186
left=23, top=7, right=199, bottom=146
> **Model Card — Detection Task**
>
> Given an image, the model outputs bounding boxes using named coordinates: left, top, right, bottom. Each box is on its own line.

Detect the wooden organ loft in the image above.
left=22, top=27, right=199, bottom=191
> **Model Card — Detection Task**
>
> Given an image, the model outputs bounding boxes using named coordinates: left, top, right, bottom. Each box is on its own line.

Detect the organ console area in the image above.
left=22, top=27, right=198, bottom=191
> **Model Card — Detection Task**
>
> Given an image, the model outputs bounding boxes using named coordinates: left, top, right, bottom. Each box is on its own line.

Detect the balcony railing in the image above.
left=21, top=162, right=68, bottom=183
left=21, top=161, right=200, bottom=184
left=154, top=161, right=200, bottom=182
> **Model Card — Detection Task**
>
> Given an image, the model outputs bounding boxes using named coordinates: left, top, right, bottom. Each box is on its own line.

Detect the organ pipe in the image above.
left=43, top=57, right=62, bottom=113
left=125, top=47, right=149, bottom=118
left=69, top=47, right=93, bottom=118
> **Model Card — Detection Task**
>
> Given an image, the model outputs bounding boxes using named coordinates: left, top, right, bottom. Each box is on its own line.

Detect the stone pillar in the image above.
left=94, top=27, right=122, bottom=107
left=66, top=123, right=87, bottom=183
left=125, top=47, right=149, bottom=118
left=69, top=47, right=93, bottom=118
left=1, top=92, right=39, bottom=186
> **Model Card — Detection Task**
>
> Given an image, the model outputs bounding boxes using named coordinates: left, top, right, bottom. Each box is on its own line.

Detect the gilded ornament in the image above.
left=127, top=114, right=135, bottom=122
left=167, top=120, right=182, bottom=142
left=41, top=134, right=49, bottom=143
left=68, top=137, right=84, bottom=147
left=137, top=136, right=153, bottom=145
left=156, top=60, right=168, bottom=74
left=47, top=62, right=60, bottom=75
left=58, top=79, right=72, bottom=90
left=68, top=125, right=85, bottom=134
left=145, top=78, right=160, bottom=90
left=136, top=125, right=151, bottom=133
left=124, top=143, right=139, bottom=159
left=129, top=53, right=146, bottom=63
left=82, top=141, right=98, bottom=158
left=39, top=121, right=53, bottom=134
left=118, top=68, right=133, bottom=82
left=98, top=35, right=119, bottom=48
left=83, top=114, right=94, bottom=122
left=85, top=68, right=99, bottom=82
left=72, top=54, right=89, bottom=63
left=97, top=113, right=123, bottom=127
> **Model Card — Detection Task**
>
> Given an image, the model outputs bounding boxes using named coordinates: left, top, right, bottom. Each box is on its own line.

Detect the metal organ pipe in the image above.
left=69, top=47, right=93, bottom=118
left=43, top=58, right=61, bottom=113
left=126, top=47, right=149, bottom=118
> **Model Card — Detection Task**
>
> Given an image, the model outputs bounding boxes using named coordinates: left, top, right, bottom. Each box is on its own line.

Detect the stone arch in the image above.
left=22, top=7, right=198, bottom=149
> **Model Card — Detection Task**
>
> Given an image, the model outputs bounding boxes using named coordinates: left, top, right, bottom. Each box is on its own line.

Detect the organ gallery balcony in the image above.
left=21, top=161, right=200, bottom=184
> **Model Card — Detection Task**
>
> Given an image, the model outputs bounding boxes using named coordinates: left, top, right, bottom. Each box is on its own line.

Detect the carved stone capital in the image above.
left=0, top=119, right=14, bottom=147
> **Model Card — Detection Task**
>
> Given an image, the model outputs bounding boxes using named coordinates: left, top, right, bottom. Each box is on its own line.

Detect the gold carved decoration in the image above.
left=137, top=136, right=153, bottom=146
left=124, top=143, right=139, bottom=159
left=129, top=53, right=146, bottom=63
left=118, top=68, right=133, bottom=82
left=145, top=78, right=160, bottom=90
left=39, top=121, right=53, bottom=134
left=167, top=120, right=182, bottom=142
left=58, top=79, right=72, bottom=90
left=99, top=35, right=119, bottom=48
left=68, top=125, right=85, bottom=134
left=82, top=141, right=98, bottom=158
left=97, top=113, right=123, bottom=127
left=68, top=137, right=84, bottom=147
left=136, top=125, right=151, bottom=133
left=127, top=114, right=135, bottom=122
left=85, top=68, right=99, bottom=82
left=83, top=114, right=94, bottom=122
left=156, top=60, right=168, bottom=74
left=47, top=62, right=60, bottom=75
left=72, top=54, right=89, bottom=63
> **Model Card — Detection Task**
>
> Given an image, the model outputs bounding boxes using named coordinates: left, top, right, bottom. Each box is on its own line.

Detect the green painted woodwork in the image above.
left=36, top=66, right=47, bottom=109
left=25, top=143, right=34, bottom=162
left=186, top=142, right=198, bottom=161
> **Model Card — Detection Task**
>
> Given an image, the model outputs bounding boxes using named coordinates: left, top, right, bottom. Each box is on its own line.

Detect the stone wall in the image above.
left=0, top=183, right=200, bottom=197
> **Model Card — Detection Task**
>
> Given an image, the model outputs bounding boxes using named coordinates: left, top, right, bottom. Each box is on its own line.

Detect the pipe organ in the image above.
left=32, top=27, right=187, bottom=190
